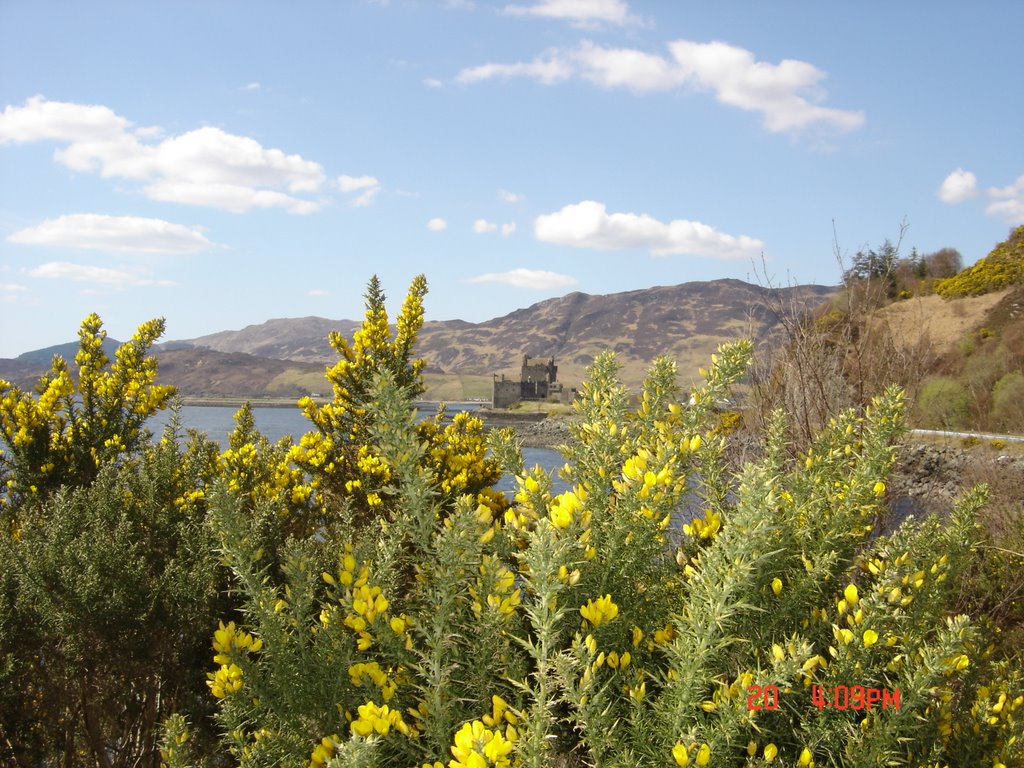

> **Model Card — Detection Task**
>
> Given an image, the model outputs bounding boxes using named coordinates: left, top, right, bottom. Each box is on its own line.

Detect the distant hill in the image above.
left=16, top=337, right=122, bottom=366
left=2, top=279, right=838, bottom=397
left=167, top=279, right=837, bottom=390
left=416, top=279, right=836, bottom=388
left=167, top=316, right=361, bottom=363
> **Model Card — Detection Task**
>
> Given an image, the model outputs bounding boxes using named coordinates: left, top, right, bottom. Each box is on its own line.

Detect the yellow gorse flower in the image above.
left=580, top=594, right=619, bottom=628
left=449, top=720, right=514, bottom=768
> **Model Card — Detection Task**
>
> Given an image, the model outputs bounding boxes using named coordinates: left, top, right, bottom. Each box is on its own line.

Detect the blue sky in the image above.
left=1, top=0, right=1022, bottom=359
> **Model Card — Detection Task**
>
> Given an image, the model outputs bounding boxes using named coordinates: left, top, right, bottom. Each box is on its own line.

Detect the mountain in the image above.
left=415, top=279, right=836, bottom=388
left=166, top=316, right=361, bottom=362
left=16, top=337, right=123, bottom=366
left=170, top=278, right=837, bottom=389
left=2, top=279, right=837, bottom=397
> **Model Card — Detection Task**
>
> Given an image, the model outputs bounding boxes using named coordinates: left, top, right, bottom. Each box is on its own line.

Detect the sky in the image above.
left=1, top=0, right=1022, bottom=359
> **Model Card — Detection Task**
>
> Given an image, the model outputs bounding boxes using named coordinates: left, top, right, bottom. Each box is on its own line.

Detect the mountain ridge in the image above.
left=2, top=278, right=838, bottom=396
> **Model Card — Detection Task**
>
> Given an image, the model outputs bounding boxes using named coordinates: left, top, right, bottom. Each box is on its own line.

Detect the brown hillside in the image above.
left=873, top=289, right=1011, bottom=356
left=415, top=279, right=835, bottom=388
left=154, top=349, right=323, bottom=397
left=169, top=316, right=361, bottom=363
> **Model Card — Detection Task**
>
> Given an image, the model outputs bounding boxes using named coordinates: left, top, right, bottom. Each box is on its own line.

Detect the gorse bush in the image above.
left=2, top=276, right=1022, bottom=768
left=168, top=281, right=1020, bottom=767
left=936, top=225, right=1024, bottom=298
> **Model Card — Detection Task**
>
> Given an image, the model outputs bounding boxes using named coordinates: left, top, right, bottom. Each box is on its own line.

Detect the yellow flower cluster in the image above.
left=350, top=700, right=411, bottom=738
left=580, top=594, right=619, bottom=628
left=548, top=489, right=585, bottom=529
left=505, top=472, right=548, bottom=533
left=612, top=447, right=686, bottom=527
left=471, top=555, right=521, bottom=620
left=212, top=620, right=263, bottom=662
left=682, top=509, right=721, bottom=540
left=324, top=546, right=408, bottom=652
left=207, top=663, right=243, bottom=699
left=672, top=741, right=711, bottom=766
left=481, top=694, right=520, bottom=735
left=349, top=661, right=399, bottom=702
left=1, top=314, right=173, bottom=505
left=971, top=684, right=1024, bottom=735
left=448, top=720, right=514, bottom=768
left=207, top=621, right=262, bottom=699
left=309, top=734, right=340, bottom=768
left=419, top=411, right=507, bottom=513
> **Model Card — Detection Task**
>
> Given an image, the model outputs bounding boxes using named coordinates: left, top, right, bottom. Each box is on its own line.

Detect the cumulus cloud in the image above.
left=338, top=174, right=381, bottom=206
left=467, top=268, right=578, bottom=290
left=27, top=261, right=175, bottom=288
left=242, top=82, right=262, bottom=91
left=423, top=78, right=444, bottom=88
left=937, top=168, right=978, bottom=204
left=534, top=200, right=763, bottom=259
left=457, top=50, right=573, bottom=84
left=0, top=96, right=326, bottom=213
left=427, top=217, right=448, bottom=231
left=498, top=188, right=524, bottom=203
left=987, top=174, right=1024, bottom=225
left=473, top=218, right=498, bottom=233
left=8, top=213, right=214, bottom=253
left=501, top=222, right=517, bottom=236
left=0, top=282, right=30, bottom=304
left=503, top=0, right=637, bottom=27
left=338, top=174, right=378, bottom=192
left=937, top=170, right=1024, bottom=225
left=458, top=40, right=864, bottom=134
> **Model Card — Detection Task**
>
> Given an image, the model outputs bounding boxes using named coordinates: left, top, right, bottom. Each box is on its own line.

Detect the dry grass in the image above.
left=873, top=289, right=1010, bottom=355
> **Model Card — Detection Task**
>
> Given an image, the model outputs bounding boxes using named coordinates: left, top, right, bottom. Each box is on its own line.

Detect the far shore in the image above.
left=178, top=396, right=490, bottom=409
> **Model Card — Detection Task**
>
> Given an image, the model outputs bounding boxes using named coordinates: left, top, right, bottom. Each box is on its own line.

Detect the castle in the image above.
left=491, top=355, right=575, bottom=408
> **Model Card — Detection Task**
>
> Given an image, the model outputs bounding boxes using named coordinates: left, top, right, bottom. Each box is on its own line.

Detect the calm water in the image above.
left=148, top=404, right=566, bottom=493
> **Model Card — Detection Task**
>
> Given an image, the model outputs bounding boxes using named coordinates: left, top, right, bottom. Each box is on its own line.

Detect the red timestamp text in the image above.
left=811, top=684, right=900, bottom=711
left=745, top=685, right=901, bottom=712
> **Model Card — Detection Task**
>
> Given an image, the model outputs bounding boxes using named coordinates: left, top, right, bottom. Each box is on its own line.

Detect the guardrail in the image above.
left=909, top=428, right=1024, bottom=444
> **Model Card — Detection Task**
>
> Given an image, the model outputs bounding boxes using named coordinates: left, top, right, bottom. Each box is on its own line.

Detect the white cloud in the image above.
left=986, top=174, right=1024, bottom=225
left=427, top=217, right=448, bottom=231
left=575, top=41, right=683, bottom=91
left=0, top=282, right=30, bottom=304
left=145, top=182, right=320, bottom=214
left=338, top=174, right=381, bottom=207
left=308, top=288, right=329, bottom=297
left=338, top=174, right=378, bottom=192
left=457, top=50, right=573, bottom=84
left=498, top=188, right=524, bottom=203
left=503, top=0, right=637, bottom=27
left=0, top=96, right=327, bottom=213
left=242, top=82, right=262, bottom=91
left=27, top=261, right=175, bottom=288
left=501, top=222, right=517, bottom=237
left=473, top=218, right=498, bottom=233
left=987, top=199, right=1024, bottom=225
left=0, top=95, right=128, bottom=144
left=534, top=200, right=763, bottom=259
left=423, top=78, right=444, bottom=88
left=937, top=168, right=978, bottom=204
left=458, top=40, right=864, bottom=134
left=667, top=41, right=863, bottom=132
left=8, top=213, right=214, bottom=253
left=936, top=170, right=1024, bottom=225
left=467, top=268, right=578, bottom=290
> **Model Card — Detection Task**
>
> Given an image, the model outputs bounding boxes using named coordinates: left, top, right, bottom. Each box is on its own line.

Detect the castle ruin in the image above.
left=492, top=355, right=575, bottom=408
